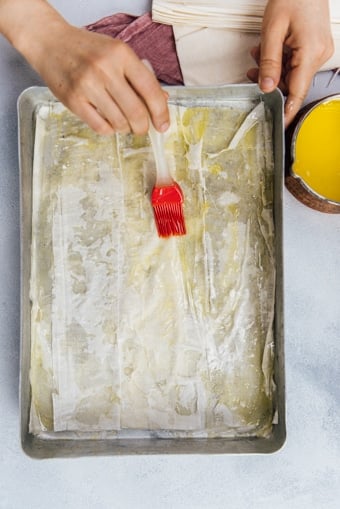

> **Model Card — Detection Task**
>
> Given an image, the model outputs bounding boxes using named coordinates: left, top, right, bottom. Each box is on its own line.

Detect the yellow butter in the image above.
left=292, top=98, right=340, bottom=203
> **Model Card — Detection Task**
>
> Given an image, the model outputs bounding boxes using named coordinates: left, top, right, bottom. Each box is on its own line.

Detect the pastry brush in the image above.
left=148, top=120, right=186, bottom=238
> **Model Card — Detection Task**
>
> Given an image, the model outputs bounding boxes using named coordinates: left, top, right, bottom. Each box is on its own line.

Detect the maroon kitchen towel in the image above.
left=86, top=12, right=184, bottom=85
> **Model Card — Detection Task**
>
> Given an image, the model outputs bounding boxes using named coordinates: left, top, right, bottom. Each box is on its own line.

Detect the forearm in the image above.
left=0, top=0, right=69, bottom=67
left=0, top=1, right=169, bottom=135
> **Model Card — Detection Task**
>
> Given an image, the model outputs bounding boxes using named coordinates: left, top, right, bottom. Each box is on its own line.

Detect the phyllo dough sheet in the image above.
left=29, top=98, right=276, bottom=438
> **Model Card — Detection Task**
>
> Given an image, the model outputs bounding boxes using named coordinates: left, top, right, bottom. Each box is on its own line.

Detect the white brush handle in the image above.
left=148, top=122, right=173, bottom=186
left=142, top=59, right=173, bottom=187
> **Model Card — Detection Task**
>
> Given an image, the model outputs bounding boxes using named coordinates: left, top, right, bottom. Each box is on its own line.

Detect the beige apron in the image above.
left=152, top=0, right=340, bottom=85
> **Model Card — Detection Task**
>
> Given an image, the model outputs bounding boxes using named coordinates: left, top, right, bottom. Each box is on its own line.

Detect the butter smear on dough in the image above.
left=29, top=98, right=276, bottom=439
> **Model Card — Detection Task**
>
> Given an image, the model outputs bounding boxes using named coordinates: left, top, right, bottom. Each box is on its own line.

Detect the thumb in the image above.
left=258, top=30, right=285, bottom=93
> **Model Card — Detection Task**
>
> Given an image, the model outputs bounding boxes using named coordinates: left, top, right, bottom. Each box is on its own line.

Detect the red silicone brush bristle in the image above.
left=151, top=182, right=186, bottom=238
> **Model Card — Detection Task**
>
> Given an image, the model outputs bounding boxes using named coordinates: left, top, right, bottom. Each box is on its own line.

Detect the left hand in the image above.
left=247, top=0, right=334, bottom=126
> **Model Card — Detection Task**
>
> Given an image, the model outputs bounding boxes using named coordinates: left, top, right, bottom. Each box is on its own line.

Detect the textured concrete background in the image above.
left=1, top=1, right=340, bottom=508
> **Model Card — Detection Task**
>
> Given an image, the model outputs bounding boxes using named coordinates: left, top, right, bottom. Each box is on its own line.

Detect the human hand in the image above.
left=0, top=0, right=169, bottom=135
left=32, top=27, right=170, bottom=136
left=247, top=0, right=334, bottom=126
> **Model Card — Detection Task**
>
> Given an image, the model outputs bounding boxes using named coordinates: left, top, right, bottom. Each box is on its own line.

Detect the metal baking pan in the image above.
left=19, top=85, right=285, bottom=458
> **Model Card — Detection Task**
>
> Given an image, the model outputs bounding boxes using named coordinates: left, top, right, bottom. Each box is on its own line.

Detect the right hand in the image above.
left=0, top=0, right=169, bottom=136
left=33, top=25, right=170, bottom=135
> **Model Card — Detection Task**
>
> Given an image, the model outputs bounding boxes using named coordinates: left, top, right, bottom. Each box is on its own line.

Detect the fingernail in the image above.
left=159, top=121, right=170, bottom=132
left=260, top=77, right=275, bottom=90
left=285, top=99, right=294, bottom=113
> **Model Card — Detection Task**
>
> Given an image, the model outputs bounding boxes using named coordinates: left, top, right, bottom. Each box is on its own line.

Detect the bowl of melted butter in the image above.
left=287, top=95, right=340, bottom=212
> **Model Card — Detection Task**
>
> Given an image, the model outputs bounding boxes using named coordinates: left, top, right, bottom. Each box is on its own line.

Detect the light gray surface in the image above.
left=1, top=1, right=340, bottom=508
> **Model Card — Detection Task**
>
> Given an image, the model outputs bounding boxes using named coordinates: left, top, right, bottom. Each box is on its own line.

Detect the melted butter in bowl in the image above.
left=291, top=95, right=340, bottom=205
